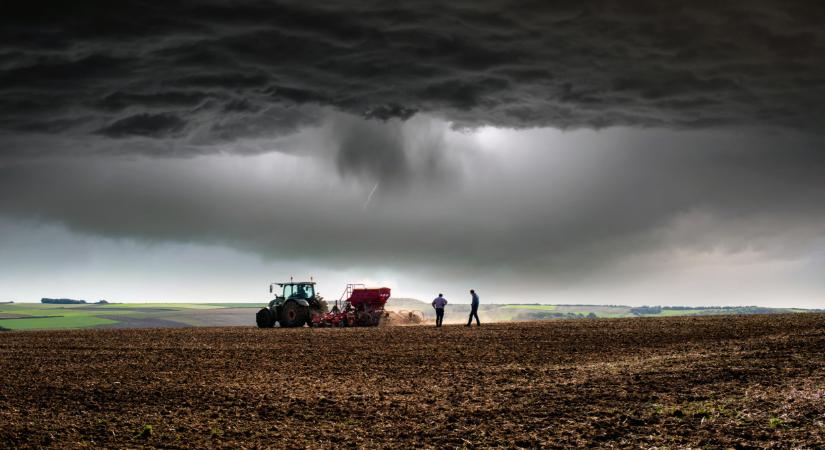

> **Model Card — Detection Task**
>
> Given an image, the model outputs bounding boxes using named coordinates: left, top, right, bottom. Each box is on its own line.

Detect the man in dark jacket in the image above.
left=432, top=293, right=447, bottom=327
left=466, top=289, right=480, bottom=327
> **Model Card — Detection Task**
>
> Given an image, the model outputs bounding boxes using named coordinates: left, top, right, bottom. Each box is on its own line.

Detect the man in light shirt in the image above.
left=432, top=293, right=447, bottom=327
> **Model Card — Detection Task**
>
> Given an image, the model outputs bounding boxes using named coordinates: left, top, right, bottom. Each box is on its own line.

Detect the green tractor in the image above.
left=256, top=281, right=328, bottom=328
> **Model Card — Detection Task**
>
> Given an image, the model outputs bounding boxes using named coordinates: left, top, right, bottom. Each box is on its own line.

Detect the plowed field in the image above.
left=1, top=314, right=824, bottom=448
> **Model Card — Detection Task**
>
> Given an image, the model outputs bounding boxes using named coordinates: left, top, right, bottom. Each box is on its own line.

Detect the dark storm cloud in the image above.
left=2, top=0, right=825, bottom=161
left=334, top=119, right=412, bottom=187
left=322, top=114, right=461, bottom=189
left=0, top=127, right=823, bottom=281
left=97, top=113, right=187, bottom=138
left=95, top=91, right=215, bottom=112
left=3, top=0, right=825, bottom=303
left=363, top=104, right=419, bottom=121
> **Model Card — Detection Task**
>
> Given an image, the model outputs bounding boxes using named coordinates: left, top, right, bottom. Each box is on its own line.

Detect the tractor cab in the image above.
left=271, top=282, right=315, bottom=300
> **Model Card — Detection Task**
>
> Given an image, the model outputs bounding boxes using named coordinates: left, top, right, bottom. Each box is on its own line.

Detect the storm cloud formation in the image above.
left=3, top=0, right=825, bottom=161
left=1, top=1, right=825, bottom=305
left=2, top=126, right=824, bottom=299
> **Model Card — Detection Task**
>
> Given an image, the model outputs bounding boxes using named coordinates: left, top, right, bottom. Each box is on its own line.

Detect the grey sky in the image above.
left=1, top=1, right=824, bottom=307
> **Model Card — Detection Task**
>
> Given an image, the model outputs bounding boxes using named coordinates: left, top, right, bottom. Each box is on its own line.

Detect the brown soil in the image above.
left=0, top=314, right=823, bottom=448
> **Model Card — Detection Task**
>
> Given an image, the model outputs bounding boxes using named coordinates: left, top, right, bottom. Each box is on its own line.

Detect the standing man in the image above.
left=432, top=293, right=447, bottom=327
left=467, top=289, right=481, bottom=327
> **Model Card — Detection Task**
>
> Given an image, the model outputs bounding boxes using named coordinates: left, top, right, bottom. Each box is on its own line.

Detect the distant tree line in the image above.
left=41, top=298, right=109, bottom=304
left=42, top=298, right=87, bottom=304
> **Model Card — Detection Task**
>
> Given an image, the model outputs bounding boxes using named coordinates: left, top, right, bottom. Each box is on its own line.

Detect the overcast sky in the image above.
left=2, top=1, right=824, bottom=307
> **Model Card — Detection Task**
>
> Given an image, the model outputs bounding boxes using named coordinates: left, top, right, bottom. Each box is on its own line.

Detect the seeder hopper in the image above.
left=312, top=284, right=391, bottom=327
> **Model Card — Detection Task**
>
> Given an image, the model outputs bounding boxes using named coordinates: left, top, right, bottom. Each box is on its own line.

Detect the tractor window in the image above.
left=294, top=284, right=313, bottom=298
left=304, top=285, right=315, bottom=298
left=282, top=285, right=294, bottom=298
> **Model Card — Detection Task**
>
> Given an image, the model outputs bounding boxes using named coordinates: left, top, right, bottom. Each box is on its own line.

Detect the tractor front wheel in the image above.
left=279, top=301, right=308, bottom=328
left=256, top=308, right=275, bottom=328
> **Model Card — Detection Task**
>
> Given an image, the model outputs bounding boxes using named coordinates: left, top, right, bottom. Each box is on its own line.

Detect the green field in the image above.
left=0, top=315, right=118, bottom=330
left=86, top=303, right=225, bottom=309
left=0, top=303, right=257, bottom=330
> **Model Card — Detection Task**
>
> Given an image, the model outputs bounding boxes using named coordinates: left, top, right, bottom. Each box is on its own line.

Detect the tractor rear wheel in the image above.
left=256, top=308, right=275, bottom=328
left=279, top=301, right=307, bottom=327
